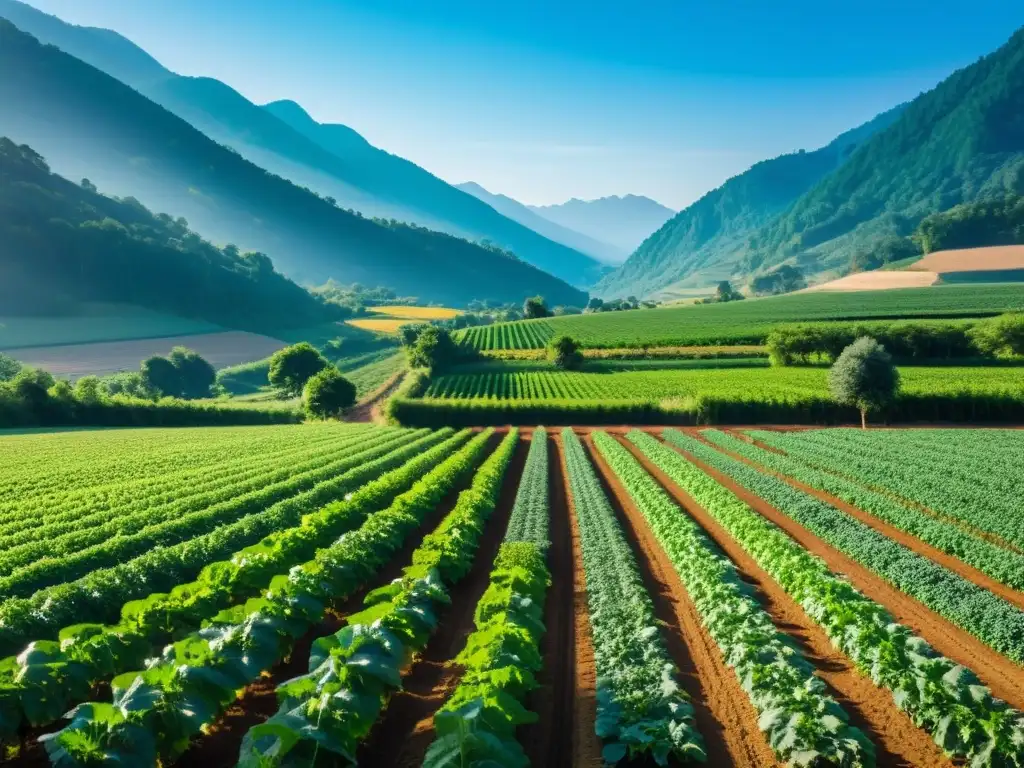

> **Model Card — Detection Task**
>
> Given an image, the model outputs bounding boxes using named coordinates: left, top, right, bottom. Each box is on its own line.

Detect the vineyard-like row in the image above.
left=2, top=424, right=1023, bottom=767
left=456, top=283, right=1024, bottom=350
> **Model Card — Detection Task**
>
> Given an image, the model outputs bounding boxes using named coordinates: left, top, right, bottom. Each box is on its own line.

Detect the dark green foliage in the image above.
left=969, top=313, right=1024, bottom=357
left=849, top=235, right=922, bottom=272
left=915, top=194, right=1024, bottom=252
left=99, top=371, right=155, bottom=400
left=750, top=265, right=806, bottom=296
left=0, top=21, right=588, bottom=307
left=268, top=342, right=328, bottom=396
left=523, top=295, right=550, bottom=319
left=407, top=327, right=457, bottom=371
left=140, top=356, right=180, bottom=398
left=546, top=335, right=583, bottom=370
left=0, top=138, right=341, bottom=332
left=828, top=338, right=900, bottom=427
left=139, top=347, right=215, bottom=399
left=0, top=352, right=22, bottom=382
left=304, top=368, right=357, bottom=419
left=765, top=320, right=982, bottom=365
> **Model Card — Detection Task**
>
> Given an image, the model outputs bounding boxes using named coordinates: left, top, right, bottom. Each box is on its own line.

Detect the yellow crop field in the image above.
left=367, top=305, right=462, bottom=320
left=345, top=318, right=409, bottom=333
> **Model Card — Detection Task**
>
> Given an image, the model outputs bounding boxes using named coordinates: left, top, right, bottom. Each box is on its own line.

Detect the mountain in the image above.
left=455, top=182, right=624, bottom=264
left=594, top=105, right=907, bottom=298
left=0, top=0, right=604, bottom=289
left=0, top=20, right=587, bottom=308
left=746, top=25, right=1024, bottom=278
left=528, top=195, right=676, bottom=254
left=0, top=137, right=340, bottom=332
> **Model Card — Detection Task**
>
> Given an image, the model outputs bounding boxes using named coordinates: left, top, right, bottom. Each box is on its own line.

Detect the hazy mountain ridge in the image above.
left=528, top=194, right=676, bottom=254
left=456, top=182, right=625, bottom=265
left=594, top=104, right=907, bottom=298
left=0, top=0, right=604, bottom=289
left=0, top=19, right=587, bottom=307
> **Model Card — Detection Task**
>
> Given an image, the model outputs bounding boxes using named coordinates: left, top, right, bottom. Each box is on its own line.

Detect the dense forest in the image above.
left=0, top=20, right=588, bottom=308
left=0, top=138, right=341, bottom=331
left=748, top=26, right=1024, bottom=274
left=915, top=195, right=1024, bottom=253
left=0, top=0, right=605, bottom=289
left=595, top=105, right=906, bottom=298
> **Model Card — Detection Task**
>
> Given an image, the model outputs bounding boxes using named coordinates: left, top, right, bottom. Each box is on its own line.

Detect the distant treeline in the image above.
left=915, top=194, right=1024, bottom=253
left=766, top=315, right=1024, bottom=365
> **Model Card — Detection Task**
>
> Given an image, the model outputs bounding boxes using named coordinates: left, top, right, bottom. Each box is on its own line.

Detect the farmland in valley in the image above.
left=3, top=423, right=1024, bottom=767
left=457, top=282, right=1024, bottom=350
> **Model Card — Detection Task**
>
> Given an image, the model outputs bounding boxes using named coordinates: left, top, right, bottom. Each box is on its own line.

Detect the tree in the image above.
left=304, top=367, right=357, bottom=419
left=547, top=335, right=583, bottom=370
left=141, top=355, right=182, bottom=398
left=0, top=353, right=22, bottom=382
left=407, top=327, right=457, bottom=371
left=168, top=347, right=216, bottom=399
left=400, top=324, right=427, bottom=348
left=969, top=313, right=1024, bottom=357
left=587, top=297, right=605, bottom=313
left=828, top=337, right=900, bottom=429
left=523, top=295, right=550, bottom=319
left=268, top=343, right=329, bottom=396
left=74, top=376, right=104, bottom=404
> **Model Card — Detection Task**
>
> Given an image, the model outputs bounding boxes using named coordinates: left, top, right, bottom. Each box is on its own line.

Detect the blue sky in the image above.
left=21, top=0, right=1024, bottom=209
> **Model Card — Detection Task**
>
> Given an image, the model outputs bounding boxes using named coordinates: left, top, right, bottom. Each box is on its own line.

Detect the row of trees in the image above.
left=266, top=343, right=358, bottom=418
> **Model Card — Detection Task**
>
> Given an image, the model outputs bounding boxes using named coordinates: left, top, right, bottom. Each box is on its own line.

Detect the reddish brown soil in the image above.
left=914, top=244, right=1024, bottom=273
left=358, top=434, right=528, bottom=767
left=346, top=370, right=406, bottom=423
left=179, top=438, right=496, bottom=767
left=658, top=434, right=1024, bottom=711
left=618, top=434, right=952, bottom=768
left=582, top=434, right=782, bottom=768
left=521, top=431, right=576, bottom=768
left=556, top=432, right=605, bottom=768
left=709, top=432, right=1024, bottom=612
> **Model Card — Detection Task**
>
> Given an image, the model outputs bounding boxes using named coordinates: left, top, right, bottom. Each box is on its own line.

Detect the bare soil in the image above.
left=619, top=433, right=952, bottom=768
left=659, top=434, right=1024, bottom=711
left=802, top=271, right=938, bottom=292
left=346, top=370, right=406, bottom=423
left=914, top=245, right=1024, bottom=273
left=357, top=434, right=528, bottom=767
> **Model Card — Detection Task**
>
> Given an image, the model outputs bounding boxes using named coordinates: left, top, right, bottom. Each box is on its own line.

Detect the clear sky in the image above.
left=19, top=0, right=1024, bottom=209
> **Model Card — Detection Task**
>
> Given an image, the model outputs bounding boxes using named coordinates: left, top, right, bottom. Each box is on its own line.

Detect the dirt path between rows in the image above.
left=345, top=370, right=405, bottom=423
left=732, top=428, right=1024, bottom=557
left=711, top=431, right=1024, bottom=612
left=522, top=431, right=576, bottom=768
left=556, top=432, right=605, bottom=768
left=616, top=433, right=951, bottom=768
left=582, top=434, right=782, bottom=768
left=179, top=437, right=496, bottom=767
left=655, top=434, right=1024, bottom=711
left=358, top=434, right=528, bottom=767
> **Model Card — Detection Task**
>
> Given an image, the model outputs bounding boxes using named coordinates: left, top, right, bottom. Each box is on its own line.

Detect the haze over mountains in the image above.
left=0, top=18, right=587, bottom=308
left=599, top=25, right=1024, bottom=299
left=530, top=196, right=677, bottom=257
left=0, top=0, right=605, bottom=290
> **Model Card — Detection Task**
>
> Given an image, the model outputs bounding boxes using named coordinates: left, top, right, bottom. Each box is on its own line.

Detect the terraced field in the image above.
left=2, top=424, right=1024, bottom=767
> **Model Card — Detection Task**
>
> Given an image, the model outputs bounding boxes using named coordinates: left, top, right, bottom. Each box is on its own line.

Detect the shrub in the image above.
left=828, top=337, right=900, bottom=428
left=407, top=327, right=457, bottom=371
left=969, top=313, right=1024, bottom=358
left=269, top=342, right=329, bottom=396
left=0, top=352, right=22, bottom=382
left=547, top=335, right=583, bottom=370
left=304, top=367, right=357, bottom=419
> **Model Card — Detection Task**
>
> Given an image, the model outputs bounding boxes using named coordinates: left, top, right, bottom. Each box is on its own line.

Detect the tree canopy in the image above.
left=304, top=367, right=356, bottom=419
left=828, top=337, right=900, bottom=428
left=268, top=343, right=329, bottom=396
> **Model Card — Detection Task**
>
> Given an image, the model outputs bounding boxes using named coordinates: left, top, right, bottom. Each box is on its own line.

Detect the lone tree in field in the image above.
left=523, top=295, right=550, bottom=319
left=828, top=337, right=900, bottom=429
left=406, top=326, right=457, bottom=371
left=547, top=335, right=583, bottom=370
left=269, top=342, right=329, bottom=396
left=304, top=367, right=357, bottom=419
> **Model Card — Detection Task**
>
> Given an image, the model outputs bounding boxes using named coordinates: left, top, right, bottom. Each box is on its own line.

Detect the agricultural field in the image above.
left=348, top=304, right=462, bottom=334
left=3, top=424, right=1024, bottom=767
left=458, top=282, right=1024, bottom=350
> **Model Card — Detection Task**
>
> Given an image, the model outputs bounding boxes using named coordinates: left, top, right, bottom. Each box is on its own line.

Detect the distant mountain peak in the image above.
left=262, top=99, right=316, bottom=126
left=526, top=194, right=676, bottom=254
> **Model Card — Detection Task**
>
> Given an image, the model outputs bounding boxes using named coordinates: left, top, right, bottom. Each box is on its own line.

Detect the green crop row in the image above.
left=748, top=429, right=1024, bottom=549
left=237, top=429, right=519, bottom=766
left=0, top=430, right=466, bottom=745
left=593, top=432, right=873, bottom=766
left=702, top=430, right=1024, bottom=589
left=41, top=430, right=500, bottom=766
left=561, top=429, right=704, bottom=765
left=504, top=428, right=550, bottom=548
left=628, top=431, right=1024, bottom=765
left=661, top=430, right=1024, bottom=665
left=0, top=428, right=407, bottom=582
left=0, top=430, right=448, bottom=654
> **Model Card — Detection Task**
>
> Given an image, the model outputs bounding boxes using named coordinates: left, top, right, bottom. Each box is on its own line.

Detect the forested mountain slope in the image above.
left=594, top=105, right=906, bottom=299
left=0, top=138, right=339, bottom=332
left=0, top=21, right=587, bottom=307
left=747, top=25, right=1024, bottom=276
left=0, top=0, right=604, bottom=288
